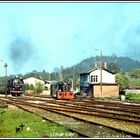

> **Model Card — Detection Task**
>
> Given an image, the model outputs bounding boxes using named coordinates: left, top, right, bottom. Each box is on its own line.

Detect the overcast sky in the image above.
left=0, top=2, right=140, bottom=76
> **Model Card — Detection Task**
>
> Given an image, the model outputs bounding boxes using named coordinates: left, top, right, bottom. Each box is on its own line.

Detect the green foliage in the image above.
left=29, top=84, right=35, bottom=90
left=107, top=63, right=120, bottom=73
left=24, top=83, right=30, bottom=90
left=24, top=84, right=35, bottom=95
left=125, top=94, right=140, bottom=101
left=130, top=69, right=140, bottom=78
left=25, top=83, right=43, bottom=94
left=129, top=78, right=140, bottom=86
left=74, top=78, right=80, bottom=90
left=115, top=73, right=130, bottom=90
left=35, top=82, right=44, bottom=94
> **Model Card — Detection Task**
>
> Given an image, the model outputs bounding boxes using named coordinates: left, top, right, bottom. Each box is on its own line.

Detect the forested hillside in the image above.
left=1, top=55, right=140, bottom=87
left=75, top=56, right=140, bottom=73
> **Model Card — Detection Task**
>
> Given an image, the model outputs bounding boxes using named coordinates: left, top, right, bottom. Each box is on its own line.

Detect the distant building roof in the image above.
left=80, top=66, right=115, bottom=75
left=23, top=77, right=45, bottom=86
left=128, top=85, right=140, bottom=89
left=23, top=76, right=44, bottom=81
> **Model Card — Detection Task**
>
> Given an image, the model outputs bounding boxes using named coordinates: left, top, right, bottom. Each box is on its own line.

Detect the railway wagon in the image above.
left=6, top=76, right=24, bottom=96
left=50, top=81, right=74, bottom=100
left=0, top=82, right=6, bottom=94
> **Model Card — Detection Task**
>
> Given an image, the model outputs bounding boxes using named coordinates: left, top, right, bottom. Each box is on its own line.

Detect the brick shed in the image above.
left=93, top=83, right=119, bottom=97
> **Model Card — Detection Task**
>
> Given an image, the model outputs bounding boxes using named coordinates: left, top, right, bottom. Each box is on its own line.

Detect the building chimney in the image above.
left=104, top=62, right=107, bottom=69
left=95, top=63, right=97, bottom=68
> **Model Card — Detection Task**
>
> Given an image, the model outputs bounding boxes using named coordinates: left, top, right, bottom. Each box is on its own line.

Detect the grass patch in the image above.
left=0, top=108, right=79, bottom=138
left=125, top=93, right=140, bottom=102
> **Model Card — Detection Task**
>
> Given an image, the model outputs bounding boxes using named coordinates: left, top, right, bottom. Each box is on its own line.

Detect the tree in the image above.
left=24, top=83, right=30, bottom=90
left=115, top=73, right=130, bottom=90
left=130, top=69, right=140, bottom=78
left=35, top=82, right=44, bottom=94
left=30, top=84, right=35, bottom=91
left=108, top=63, right=120, bottom=73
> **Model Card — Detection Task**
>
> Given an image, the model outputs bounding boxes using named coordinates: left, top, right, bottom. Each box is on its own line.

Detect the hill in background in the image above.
left=73, top=55, right=140, bottom=74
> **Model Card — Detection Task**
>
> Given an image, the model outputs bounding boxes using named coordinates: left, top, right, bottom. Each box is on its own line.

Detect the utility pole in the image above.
left=60, top=65, right=63, bottom=81
left=71, top=78, right=74, bottom=91
left=72, top=66, right=75, bottom=91
left=94, top=49, right=103, bottom=98
left=4, top=63, right=8, bottom=97
left=100, top=50, right=103, bottom=98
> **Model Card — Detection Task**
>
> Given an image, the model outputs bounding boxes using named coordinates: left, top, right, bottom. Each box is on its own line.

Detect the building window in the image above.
left=91, top=75, right=98, bottom=82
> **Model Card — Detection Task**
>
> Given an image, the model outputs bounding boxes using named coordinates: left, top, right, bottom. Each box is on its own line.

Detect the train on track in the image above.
left=6, top=76, right=24, bottom=96
left=50, top=81, right=74, bottom=100
left=0, top=76, right=24, bottom=96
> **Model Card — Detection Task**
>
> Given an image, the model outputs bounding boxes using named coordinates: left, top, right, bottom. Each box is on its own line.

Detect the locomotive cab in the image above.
left=51, top=81, right=74, bottom=100
left=58, top=82, right=69, bottom=92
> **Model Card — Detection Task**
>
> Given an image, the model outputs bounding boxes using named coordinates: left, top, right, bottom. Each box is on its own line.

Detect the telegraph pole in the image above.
left=94, top=49, right=103, bottom=98
left=60, top=65, right=63, bottom=81
left=100, top=50, right=103, bottom=98
left=72, top=66, right=75, bottom=91
left=4, top=63, right=8, bottom=97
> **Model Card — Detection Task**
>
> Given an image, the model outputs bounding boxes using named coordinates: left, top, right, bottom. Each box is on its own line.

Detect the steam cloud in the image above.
left=8, top=37, right=34, bottom=73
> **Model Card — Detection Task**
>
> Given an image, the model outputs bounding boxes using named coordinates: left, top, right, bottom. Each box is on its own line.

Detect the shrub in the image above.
left=35, top=82, right=44, bottom=94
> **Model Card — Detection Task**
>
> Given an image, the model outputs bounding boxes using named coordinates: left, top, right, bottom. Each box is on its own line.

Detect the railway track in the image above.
left=8, top=95, right=140, bottom=122
left=2, top=95, right=140, bottom=120
left=0, top=95, right=140, bottom=137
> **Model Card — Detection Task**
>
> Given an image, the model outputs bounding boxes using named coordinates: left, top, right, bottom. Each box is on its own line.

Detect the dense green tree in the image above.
left=29, top=84, right=35, bottom=90
left=115, top=73, right=130, bottom=90
left=130, top=69, right=140, bottom=78
left=108, top=63, right=120, bottom=73
left=35, top=82, right=44, bottom=94
left=24, top=83, right=30, bottom=90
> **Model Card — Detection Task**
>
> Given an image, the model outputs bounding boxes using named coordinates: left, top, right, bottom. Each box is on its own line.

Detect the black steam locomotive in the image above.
left=6, top=76, right=24, bottom=96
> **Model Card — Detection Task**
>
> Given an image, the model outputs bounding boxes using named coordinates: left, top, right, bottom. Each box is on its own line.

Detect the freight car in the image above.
left=50, top=81, right=74, bottom=100
left=6, top=76, right=24, bottom=96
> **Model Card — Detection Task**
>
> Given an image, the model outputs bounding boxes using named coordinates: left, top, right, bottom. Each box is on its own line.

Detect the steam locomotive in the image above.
left=50, top=81, right=74, bottom=100
left=6, top=76, right=24, bottom=96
